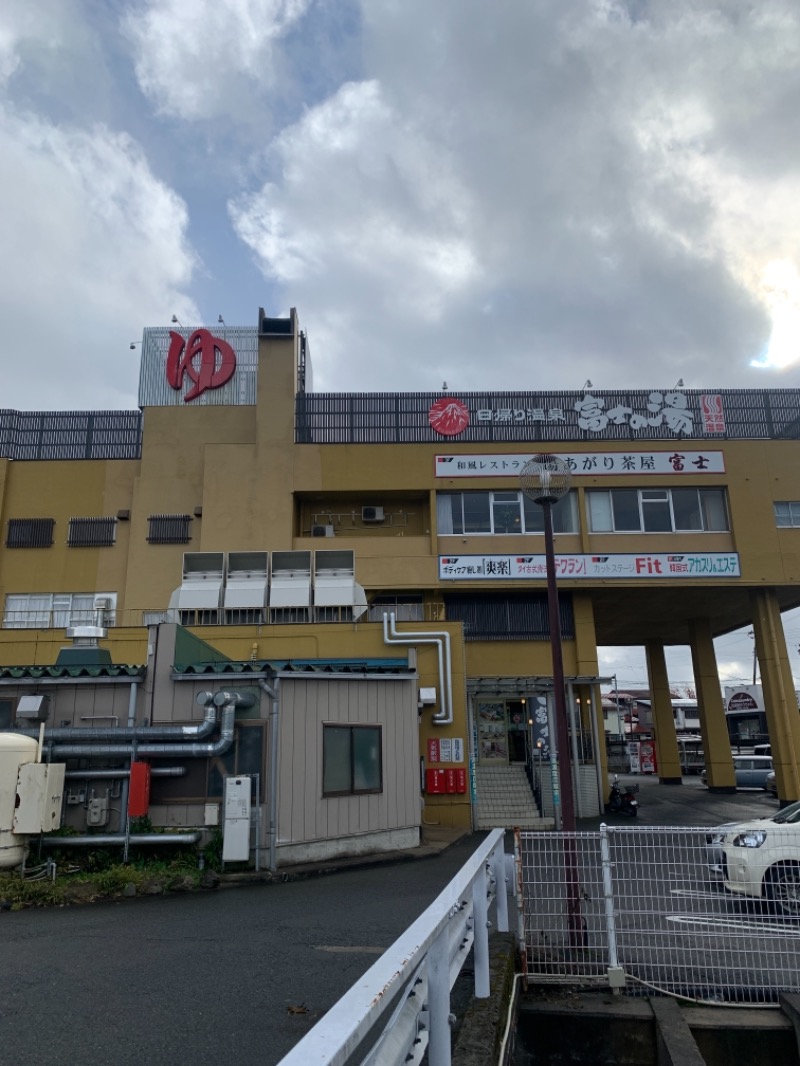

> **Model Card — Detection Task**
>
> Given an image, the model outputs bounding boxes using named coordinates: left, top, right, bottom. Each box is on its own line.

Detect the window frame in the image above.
left=438, top=490, right=578, bottom=536
left=775, top=501, right=800, bottom=528
left=587, top=487, right=729, bottom=533
left=322, top=723, right=383, bottom=798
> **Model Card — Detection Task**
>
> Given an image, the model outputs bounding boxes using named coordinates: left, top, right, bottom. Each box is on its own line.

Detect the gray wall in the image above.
left=278, top=676, right=421, bottom=846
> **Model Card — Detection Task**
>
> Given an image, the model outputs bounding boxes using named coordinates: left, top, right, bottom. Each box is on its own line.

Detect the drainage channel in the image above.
left=510, top=989, right=800, bottom=1066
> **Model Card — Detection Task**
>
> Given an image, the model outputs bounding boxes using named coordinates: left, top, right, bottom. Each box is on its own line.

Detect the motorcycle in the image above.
left=606, top=774, right=639, bottom=817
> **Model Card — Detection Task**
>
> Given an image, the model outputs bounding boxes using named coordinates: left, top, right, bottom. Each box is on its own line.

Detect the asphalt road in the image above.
left=0, top=780, right=789, bottom=1064
left=0, top=835, right=487, bottom=1066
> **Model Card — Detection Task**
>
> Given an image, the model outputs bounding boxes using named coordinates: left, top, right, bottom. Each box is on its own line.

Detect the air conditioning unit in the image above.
left=93, top=596, right=113, bottom=610
left=311, top=525, right=335, bottom=538
left=362, top=506, right=385, bottom=523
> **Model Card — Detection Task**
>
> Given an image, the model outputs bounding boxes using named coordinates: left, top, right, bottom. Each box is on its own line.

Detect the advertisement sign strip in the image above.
left=435, top=451, right=725, bottom=477
left=438, top=552, right=741, bottom=579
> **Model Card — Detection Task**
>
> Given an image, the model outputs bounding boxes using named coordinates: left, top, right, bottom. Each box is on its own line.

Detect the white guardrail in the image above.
left=277, top=828, right=513, bottom=1066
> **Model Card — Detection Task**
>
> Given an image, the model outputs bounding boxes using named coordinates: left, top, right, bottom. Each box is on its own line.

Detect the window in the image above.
left=68, top=517, right=117, bottom=547
left=7, top=518, right=55, bottom=548
left=3, top=592, right=117, bottom=629
left=587, top=488, right=729, bottom=533
left=368, top=594, right=424, bottom=622
left=323, top=724, right=382, bottom=796
left=147, top=514, right=193, bottom=544
left=775, top=502, right=800, bottom=528
left=437, top=490, right=578, bottom=535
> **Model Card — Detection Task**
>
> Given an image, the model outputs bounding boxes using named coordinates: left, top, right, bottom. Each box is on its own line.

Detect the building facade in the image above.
left=2, top=309, right=800, bottom=864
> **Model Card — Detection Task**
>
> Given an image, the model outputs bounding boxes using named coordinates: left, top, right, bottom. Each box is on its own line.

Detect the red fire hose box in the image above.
left=128, top=761, right=151, bottom=816
left=425, top=769, right=446, bottom=794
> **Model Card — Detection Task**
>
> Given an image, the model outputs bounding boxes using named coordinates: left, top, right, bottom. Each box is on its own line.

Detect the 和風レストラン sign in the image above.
left=434, top=451, right=725, bottom=476
left=438, top=553, right=741, bottom=580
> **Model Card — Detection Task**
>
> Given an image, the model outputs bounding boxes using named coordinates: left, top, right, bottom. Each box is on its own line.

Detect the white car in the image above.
left=706, top=800, right=800, bottom=915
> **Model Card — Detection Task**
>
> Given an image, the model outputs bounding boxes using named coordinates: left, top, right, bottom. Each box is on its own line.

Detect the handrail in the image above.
left=277, top=828, right=510, bottom=1066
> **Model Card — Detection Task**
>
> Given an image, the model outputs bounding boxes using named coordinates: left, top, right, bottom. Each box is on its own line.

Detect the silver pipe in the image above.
left=382, top=612, right=453, bottom=725
left=45, top=704, right=236, bottom=759
left=127, top=681, right=138, bottom=728
left=259, top=678, right=280, bottom=873
left=41, top=832, right=202, bottom=847
left=15, top=702, right=218, bottom=742
left=65, top=767, right=187, bottom=779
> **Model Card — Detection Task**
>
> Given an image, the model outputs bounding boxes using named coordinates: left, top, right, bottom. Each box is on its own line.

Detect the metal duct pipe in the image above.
left=15, top=702, right=218, bottom=742
left=382, top=612, right=453, bottom=725
left=41, top=832, right=202, bottom=848
left=44, top=704, right=236, bottom=759
left=64, top=767, right=187, bottom=780
left=258, top=678, right=280, bottom=873
left=127, top=681, right=138, bottom=728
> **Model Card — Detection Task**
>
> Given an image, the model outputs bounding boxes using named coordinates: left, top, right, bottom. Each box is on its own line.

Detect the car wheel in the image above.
left=765, top=863, right=800, bottom=916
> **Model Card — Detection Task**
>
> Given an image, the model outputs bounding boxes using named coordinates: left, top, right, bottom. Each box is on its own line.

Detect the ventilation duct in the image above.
left=168, top=552, right=225, bottom=613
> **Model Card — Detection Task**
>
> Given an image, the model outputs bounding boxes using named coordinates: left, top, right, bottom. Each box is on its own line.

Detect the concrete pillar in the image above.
left=645, top=640, right=682, bottom=784
left=689, top=618, right=735, bottom=792
left=572, top=594, right=609, bottom=786
left=750, top=588, right=800, bottom=803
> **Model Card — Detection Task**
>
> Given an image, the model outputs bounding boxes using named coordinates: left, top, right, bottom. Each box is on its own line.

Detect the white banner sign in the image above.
left=439, top=552, right=741, bottom=579
left=435, top=451, right=725, bottom=477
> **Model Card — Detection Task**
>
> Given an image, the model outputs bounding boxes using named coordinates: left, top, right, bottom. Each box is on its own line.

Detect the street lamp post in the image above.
left=521, top=454, right=585, bottom=948
left=520, top=454, right=576, bottom=831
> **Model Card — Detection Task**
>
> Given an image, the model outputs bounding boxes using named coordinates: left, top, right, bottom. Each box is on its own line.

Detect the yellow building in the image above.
left=1, top=309, right=800, bottom=864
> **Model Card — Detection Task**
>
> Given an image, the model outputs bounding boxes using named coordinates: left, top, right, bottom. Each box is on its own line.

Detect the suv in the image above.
left=706, top=800, right=800, bottom=914
left=701, top=754, right=773, bottom=789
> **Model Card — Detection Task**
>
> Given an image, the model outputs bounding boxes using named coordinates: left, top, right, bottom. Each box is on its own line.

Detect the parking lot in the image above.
left=579, top=771, right=779, bottom=830
left=524, top=774, right=798, bottom=1003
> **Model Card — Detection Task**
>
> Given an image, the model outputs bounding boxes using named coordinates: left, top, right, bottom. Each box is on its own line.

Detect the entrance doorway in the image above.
left=477, top=700, right=530, bottom=764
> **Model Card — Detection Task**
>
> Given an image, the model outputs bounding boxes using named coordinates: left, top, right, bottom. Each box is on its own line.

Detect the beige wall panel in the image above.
left=276, top=677, right=419, bottom=847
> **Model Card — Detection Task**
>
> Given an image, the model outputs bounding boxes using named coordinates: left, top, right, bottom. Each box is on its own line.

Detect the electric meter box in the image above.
left=12, top=762, right=65, bottom=834
left=222, top=776, right=252, bottom=863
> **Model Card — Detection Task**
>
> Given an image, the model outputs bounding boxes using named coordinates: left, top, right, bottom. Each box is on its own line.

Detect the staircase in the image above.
left=474, top=764, right=554, bottom=830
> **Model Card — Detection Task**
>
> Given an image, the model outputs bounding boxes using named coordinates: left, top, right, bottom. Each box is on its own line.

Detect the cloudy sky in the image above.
left=3, top=0, right=800, bottom=692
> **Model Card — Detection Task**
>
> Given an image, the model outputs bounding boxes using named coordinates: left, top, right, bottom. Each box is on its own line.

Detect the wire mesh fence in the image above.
left=518, top=825, right=800, bottom=1005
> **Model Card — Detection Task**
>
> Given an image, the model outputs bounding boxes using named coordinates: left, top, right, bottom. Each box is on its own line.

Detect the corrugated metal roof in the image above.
left=174, top=657, right=412, bottom=676
left=0, top=665, right=145, bottom=680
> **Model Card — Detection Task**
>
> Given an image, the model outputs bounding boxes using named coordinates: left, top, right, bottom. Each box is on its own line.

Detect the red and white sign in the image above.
left=701, top=394, right=725, bottom=434
left=427, top=738, right=440, bottom=763
left=428, top=398, right=470, bottom=436
left=166, top=328, right=236, bottom=402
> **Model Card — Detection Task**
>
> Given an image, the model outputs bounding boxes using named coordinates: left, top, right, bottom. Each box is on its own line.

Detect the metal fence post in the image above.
left=599, top=823, right=626, bottom=993
left=491, top=842, right=509, bottom=933
left=473, top=864, right=490, bottom=998
left=427, top=927, right=452, bottom=1066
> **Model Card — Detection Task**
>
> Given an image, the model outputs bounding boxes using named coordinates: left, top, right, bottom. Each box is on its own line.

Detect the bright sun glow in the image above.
left=751, top=259, right=800, bottom=369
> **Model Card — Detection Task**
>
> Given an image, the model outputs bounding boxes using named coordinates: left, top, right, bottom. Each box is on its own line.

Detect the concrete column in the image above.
left=645, top=640, right=682, bottom=784
left=572, top=594, right=609, bottom=786
left=750, top=588, right=800, bottom=803
left=689, top=618, right=735, bottom=792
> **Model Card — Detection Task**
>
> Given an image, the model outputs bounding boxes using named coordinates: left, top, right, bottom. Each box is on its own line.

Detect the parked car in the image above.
left=765, top=770, right=777, bottom=797
left=705, top=800, right=800, bottom=914
left=701, top=754, right=773, bottom=789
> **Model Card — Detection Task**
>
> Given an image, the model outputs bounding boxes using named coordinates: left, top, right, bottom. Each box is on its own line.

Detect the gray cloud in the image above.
left=230, top=0, right=800, bottom=391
